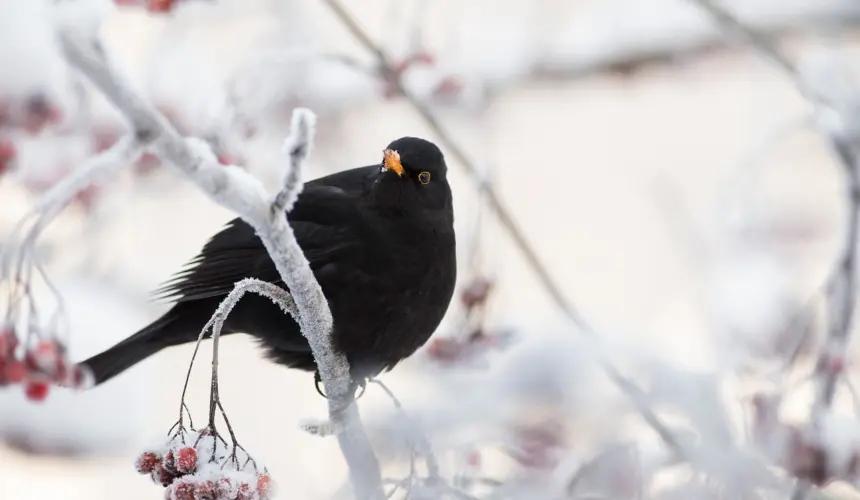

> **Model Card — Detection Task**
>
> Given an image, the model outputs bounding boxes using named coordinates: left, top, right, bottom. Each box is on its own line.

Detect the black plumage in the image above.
left=80, top=137, right=456, bottom=386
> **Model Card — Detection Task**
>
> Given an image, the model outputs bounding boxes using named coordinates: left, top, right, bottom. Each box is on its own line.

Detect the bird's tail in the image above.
left=80, top=303, right=221, bottom=386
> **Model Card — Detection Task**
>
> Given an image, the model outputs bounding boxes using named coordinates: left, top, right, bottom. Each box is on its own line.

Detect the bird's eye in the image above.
left=418, top=171, right=431, bottom=184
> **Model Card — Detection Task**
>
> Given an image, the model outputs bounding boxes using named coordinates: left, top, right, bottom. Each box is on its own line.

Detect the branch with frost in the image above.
left=173, top=278, right=298, bottom=435
left=5, top=8, right=387, bottom=499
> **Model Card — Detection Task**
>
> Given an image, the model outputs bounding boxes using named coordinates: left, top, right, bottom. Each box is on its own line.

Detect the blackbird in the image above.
left=80, top=137, right=456, bottom=387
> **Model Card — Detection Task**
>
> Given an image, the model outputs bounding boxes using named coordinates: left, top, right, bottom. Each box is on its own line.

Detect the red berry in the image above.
left=73, top=184, right=101, bottom=211
left=461, top=278, right=493, bottom=309
left=216, top=153, right=232, bottom=166
left=135, top=451, right=160, bottom=474
left=216, top=477, right=238, bottom=498
left=466, top=450, right=481, bottom=468
left=5, top=360, right=26, bottom=383
left=162, top=450, right=178, bottom=475
left=166, top=481, right=195, bottom=500
left=92, top=130, right=120, bottom=153
left=134, top=152, right=161, bottom=174
left=24, top=381, right=49, bottom=402
left=175, top=447, right=197, bottom=474
left=236, top=482, right=254, bottom=500
left=257, top=473, right=274, bottom=499
left=22, top=95, right=61, bottom=133
left=432, top=77, right=465, bottom=99
left=194, top=480, right=216, bottom=500
left=426, top=338, right=463, bottom=362
left=147, top=0, right=175, bottom=13
left=0, top=328, right=17, bottom=358
left=151, top=462, right=175, bottom=486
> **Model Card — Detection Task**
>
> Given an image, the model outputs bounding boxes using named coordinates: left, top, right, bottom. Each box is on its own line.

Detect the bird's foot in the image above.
left=313, top=371, right=367, bottom=400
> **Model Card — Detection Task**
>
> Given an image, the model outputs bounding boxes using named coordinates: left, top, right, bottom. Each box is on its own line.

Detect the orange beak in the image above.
left=383, top=149, right=405, bottom=177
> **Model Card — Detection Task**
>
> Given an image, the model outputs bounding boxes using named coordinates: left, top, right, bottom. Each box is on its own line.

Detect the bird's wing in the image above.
left=152, top=185, right=368, bottom=303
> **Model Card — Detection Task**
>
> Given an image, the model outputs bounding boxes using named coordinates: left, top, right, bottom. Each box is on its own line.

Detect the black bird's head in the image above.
left=372, top=136, right=451, bottom=214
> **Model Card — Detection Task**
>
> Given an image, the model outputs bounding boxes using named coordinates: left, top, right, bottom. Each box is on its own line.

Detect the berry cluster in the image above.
left=0, top=326, right=92, bottom=402
left=136, top=429, right=275, bottom=500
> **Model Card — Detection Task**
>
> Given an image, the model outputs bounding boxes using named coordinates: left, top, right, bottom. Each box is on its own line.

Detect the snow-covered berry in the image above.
left=165, top=480, right=195, bottom=500
left=175, top=447, right=197, bottom=474
left=162, top=450, right=178, bottom=475
left=194, top=480, right=217, bottom=499
left=257, top=472, right=275, bottom=499
left=235, top=482, right=255, bottom=500
left=136, top=451, right=160, bottom=474
left=215, top=477, right=239, bottom=499
left=151, top=463, right=175, bottom=486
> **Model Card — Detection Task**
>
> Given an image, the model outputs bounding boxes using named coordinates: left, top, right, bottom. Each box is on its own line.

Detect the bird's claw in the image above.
left=313, top=371, right=367, bottom=400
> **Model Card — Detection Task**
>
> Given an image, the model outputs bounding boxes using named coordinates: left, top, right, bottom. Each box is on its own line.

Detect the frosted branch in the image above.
left=49, top=19, right=384, bottom=500
left=273, top=110, right=315, bottom=214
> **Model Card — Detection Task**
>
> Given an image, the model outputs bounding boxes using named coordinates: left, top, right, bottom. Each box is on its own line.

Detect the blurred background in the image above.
left=1, top=0, right=859, bottom=498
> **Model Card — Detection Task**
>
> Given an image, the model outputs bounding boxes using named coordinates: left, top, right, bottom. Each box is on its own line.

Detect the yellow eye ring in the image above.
left=418, top=171, right=431, bottom=184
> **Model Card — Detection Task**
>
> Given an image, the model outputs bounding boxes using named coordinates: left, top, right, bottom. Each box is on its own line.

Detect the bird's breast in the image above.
left=327, top=219, right=456, bottom=373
